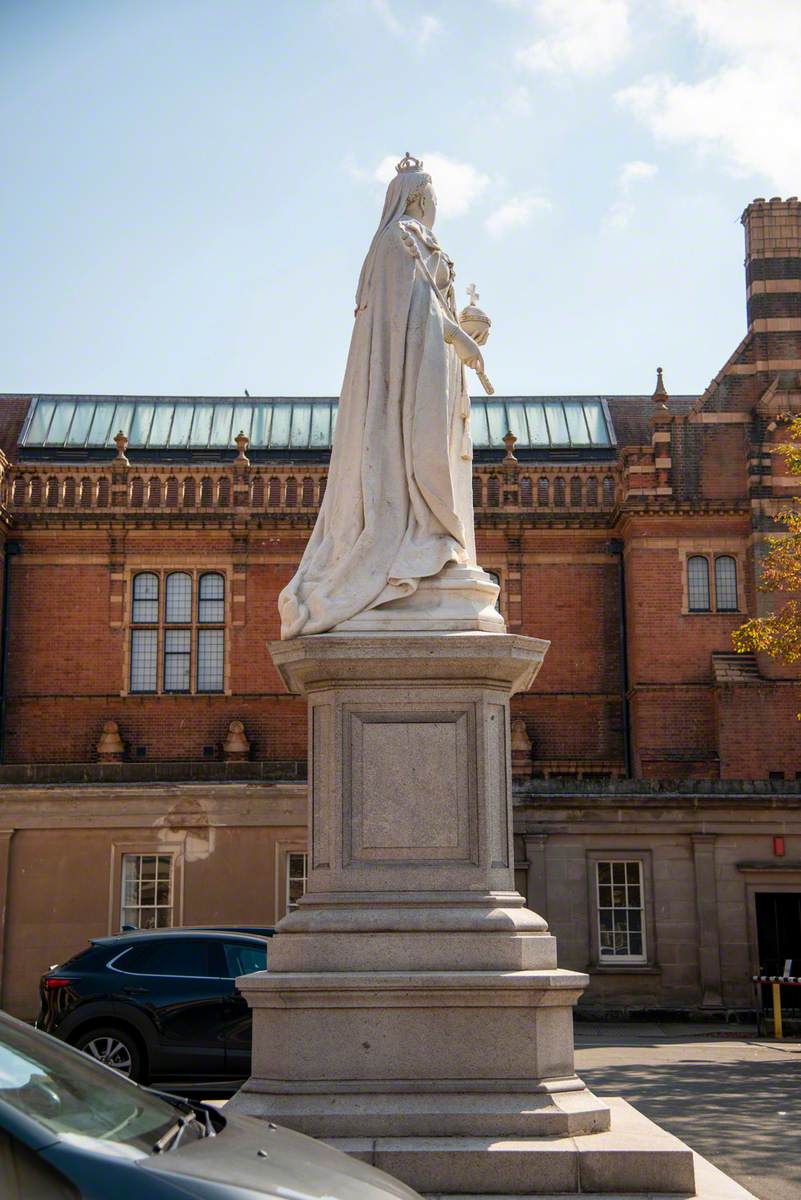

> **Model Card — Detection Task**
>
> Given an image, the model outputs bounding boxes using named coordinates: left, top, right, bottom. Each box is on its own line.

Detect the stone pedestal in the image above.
left=231, top=632, right=700, bottom=1195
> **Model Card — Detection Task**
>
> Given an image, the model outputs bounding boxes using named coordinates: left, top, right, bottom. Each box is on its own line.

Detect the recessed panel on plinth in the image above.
left=345, top=705, right=476, bottom=865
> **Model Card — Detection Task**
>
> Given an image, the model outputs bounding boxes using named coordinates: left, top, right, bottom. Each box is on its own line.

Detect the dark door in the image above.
left=755, top=892, right=801, bottom=1012
left=210, top=939, right=268, bottom=1077
left=110, top=938, right=227, bottom=1078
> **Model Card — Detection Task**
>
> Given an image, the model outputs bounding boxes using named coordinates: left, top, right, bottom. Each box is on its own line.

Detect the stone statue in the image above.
left=278, top=153, right=503, bottom=639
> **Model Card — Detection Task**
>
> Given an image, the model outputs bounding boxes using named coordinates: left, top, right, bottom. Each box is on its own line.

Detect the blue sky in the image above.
left=1, top=0, right=799, bottom=399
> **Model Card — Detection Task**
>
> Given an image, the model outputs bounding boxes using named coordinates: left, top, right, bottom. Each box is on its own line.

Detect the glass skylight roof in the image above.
left=20, top=396, right=614, bottom=451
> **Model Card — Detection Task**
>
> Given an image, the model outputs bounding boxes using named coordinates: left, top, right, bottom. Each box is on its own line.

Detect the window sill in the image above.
left=589, top=963, right=661, bottom=975
left=682, top=610, right=740, bottom=616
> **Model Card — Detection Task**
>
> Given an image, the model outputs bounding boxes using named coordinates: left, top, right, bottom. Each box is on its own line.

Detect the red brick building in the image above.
left=0, top=198, right=798, bottom=1022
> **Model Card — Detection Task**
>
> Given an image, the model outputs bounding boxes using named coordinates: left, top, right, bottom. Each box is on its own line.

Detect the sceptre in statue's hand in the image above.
left=399, top=231, right=495, bottom=395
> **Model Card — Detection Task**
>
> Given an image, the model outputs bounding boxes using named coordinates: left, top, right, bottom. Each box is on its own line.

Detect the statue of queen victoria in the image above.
left=279, top=153, right=504, bottom=639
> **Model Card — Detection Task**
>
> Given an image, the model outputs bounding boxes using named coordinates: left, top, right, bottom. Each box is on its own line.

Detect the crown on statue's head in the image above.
left=396, top=151, right=424, bottom=174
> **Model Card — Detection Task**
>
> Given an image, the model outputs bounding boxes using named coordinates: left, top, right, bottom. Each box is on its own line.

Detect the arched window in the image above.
left=130, top=477, right=144, bottom=507
left=165, top=572, right=192, bottom=623
left=132, top=572, right=159, bottom=623
left=200, top=477, right=213, bottom=507
left=602, top=475, right=615, bottom=507
left=46, top=477, right=59, bottom=507
left=537, top=476, right=549, bottom=507
left=570, top=476, right=582, bottom=507
left=198, top=572, right=225, bottom=623
left=487, top=476, right=500, bottom=507
left=251, top=476, right=264, bottom=507
left=586, top=477, right=598, bottom=507
left=520, top=476, right=532, bottom=506
left=147, top=478, right=161, bottom=508
left=182, top=478, right=196, bottom=508
left=197, top=573, right=225, bottom=693
left=318, top=476, right=327, bottom=505
left=285, top=477, right=298, bottom=506
left=130, top=573, right=160, bottom=693
left=553, top=477, right=566, bottom=507
left=63, top=478, right=76, bottom=506
left=12, top=477, right=27, bottom=506
left=217, top=477, right=231, bottom=507
left=165, top=477, right=179, bottom=507
left=715, top=556, right=738, bottom=611
left=301, top=477, right=315, bottom=507
left=29, top=477, right=42, bottom=506
left=268, top=477, right=281, bottom=507
left=687, top=556, right=710, bottom=612
left=96, top=478, right=109, bottom=506
left=472, top=475, right=483, bottom=507
left=80, top=478, right=93, bottom=507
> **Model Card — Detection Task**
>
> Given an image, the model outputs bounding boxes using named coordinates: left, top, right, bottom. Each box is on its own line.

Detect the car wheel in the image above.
left=73, top=1026, right=143, bottom=1082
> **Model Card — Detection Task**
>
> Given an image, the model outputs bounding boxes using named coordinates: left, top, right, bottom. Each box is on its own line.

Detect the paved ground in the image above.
left=574, top=1022, right=801, bottom=1200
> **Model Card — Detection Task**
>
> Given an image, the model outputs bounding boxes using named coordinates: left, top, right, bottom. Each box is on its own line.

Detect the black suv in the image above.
left=37, top=929, right=270, bottom=1092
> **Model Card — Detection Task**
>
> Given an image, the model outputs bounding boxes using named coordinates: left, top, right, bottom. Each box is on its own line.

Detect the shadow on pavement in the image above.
left=579, top=1055, right=801, bottom=1200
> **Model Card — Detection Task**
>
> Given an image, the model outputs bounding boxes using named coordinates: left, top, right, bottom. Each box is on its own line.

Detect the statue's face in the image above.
left=421, top=182, right=437, bottom=229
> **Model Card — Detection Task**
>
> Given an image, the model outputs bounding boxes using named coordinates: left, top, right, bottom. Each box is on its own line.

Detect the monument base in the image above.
left=230, top=632, right=748, bottom=1196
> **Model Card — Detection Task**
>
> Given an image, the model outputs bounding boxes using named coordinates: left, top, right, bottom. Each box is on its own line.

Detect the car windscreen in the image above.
left=0, top=1021, right=180, bottom=1152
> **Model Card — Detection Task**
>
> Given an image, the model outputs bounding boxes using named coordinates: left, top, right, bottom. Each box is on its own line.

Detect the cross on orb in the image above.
left=466, top=283, right=479, bottom=306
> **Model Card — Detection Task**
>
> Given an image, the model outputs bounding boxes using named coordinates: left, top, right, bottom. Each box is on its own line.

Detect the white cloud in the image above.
left=516, top=0, right=631, bottom=77
left=616, top=0, right=801, bottom=191
left=604, top=159, right=658, bottom=231
left=486, top=194, right=551, bottom=238
left=371, top=0, right=443, bottom=51
left=373, top=152, right=491, bottom=218
left=619, top=160, right=658, bottom=190
left=505, top=84, right=532, bottom=117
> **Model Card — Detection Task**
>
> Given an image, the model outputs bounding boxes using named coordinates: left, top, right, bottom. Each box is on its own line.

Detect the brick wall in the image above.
left=716, top=684, right=801, bottom=779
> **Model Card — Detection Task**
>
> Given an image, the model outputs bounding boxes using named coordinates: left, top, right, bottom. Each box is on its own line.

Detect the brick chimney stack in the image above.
left=741, top=197, right=801, bottom=333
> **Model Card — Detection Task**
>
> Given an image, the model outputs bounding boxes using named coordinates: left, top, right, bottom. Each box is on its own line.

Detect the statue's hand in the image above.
left=445, top=320, right=485, bottom=372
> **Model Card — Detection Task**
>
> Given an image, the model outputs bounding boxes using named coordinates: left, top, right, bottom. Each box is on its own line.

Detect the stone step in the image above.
left=426, top=1144, right=758, bottom=1200
left=332, top=1100, right=708, bottom=1196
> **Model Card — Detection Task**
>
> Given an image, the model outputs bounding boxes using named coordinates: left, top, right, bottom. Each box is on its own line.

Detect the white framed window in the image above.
left=121, top=853, right=174, bottom=929
left=596, top=860, right=646, bottom=962
left=129, top=570, right=225, bottom=694
left=286, top=852, right=308, bottom=913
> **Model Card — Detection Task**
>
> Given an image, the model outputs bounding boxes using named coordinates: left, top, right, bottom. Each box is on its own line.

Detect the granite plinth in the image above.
left=229, top=633, right=712, bottom=1195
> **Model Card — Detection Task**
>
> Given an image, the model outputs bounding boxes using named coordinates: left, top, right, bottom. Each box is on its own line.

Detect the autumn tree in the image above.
left=733, top=414, right=801, bottom=662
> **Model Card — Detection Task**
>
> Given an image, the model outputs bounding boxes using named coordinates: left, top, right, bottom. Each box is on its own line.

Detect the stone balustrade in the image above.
left=5, top=462, right=619, bottom=515
left=472, top=465, right=619, bottom=512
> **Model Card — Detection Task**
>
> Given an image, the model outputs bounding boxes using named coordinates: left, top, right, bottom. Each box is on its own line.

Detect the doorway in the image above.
left=755, top=891, right=801, bottom=1015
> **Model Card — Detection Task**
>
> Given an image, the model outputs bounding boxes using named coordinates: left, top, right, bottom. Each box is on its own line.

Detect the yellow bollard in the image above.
left=772, top=981, right=783, bottom=1039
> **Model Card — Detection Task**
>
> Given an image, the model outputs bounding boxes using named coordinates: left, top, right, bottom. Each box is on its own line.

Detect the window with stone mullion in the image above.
left=163, top=572, right=193, bottom=692
left=196, top=573, right=225, bottom=692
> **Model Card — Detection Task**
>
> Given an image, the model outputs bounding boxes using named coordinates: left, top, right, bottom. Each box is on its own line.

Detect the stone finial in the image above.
left=222, top=719, right=251, bottom=761
left=113, top=431, right=129, bottom=464
left=511, top=718, right=533, bottom=780
left=234, top=430, right=250, bottom=463
left=502, top=430, right=518, bottom=464
left=652, top=367, right=668, bottom=404
left=96, top=720, right=125, bottom=762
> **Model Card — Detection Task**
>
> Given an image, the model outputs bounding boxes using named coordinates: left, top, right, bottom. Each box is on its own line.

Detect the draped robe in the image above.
left=278, top=217, right=476, bottom=640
